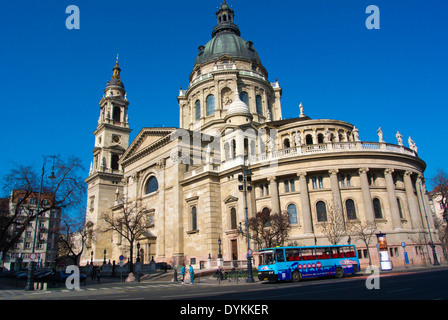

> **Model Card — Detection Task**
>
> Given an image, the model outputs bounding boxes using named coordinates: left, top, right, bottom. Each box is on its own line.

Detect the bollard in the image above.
left=42, top=283, right=47, bottom=291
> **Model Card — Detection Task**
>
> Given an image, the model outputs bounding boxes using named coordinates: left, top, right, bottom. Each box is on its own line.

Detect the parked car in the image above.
left=155, top=262, right=172, bottom=270
left=56, top=268, right=87, bottom=284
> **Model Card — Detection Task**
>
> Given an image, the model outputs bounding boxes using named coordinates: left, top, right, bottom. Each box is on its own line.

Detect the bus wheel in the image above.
left=292, top=271, right=301, bottom=282
left=335, top=267, right=344, bottom=279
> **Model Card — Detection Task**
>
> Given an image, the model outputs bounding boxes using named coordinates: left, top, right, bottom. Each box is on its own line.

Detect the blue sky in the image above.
left=1, top=0, right=447, bottom=192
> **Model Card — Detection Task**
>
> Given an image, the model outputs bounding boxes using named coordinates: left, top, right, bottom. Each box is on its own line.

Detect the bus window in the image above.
left=285, top=248, right=300, bottom=261
left=343, top=246, right=356, bottom=258
left=316, top=247, right=331, bottom=259
left=260, top=251, right=275, bottom=265
left=332, top=247, right=343, bottom=258
left=275, top=249, right=285, bottom=262
left=301, top=248, right=316, bottom=260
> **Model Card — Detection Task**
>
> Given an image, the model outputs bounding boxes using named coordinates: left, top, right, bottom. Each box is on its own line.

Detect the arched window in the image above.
left=306, top=134, right=313, bottom=145
left=317, top=133, right=324, bottom=144
left=284, top=138, right=290, bottom=149
left=145, top=176, right=158, bottom=194
left=230, top=207, right=237, bottom=229
left=287, top=204, right=298, bottom=225
left=346, top=199, right=357, bottom=220
left=316, top=201, right=327, bottom=222
left=373, top=198, right=383, bottom=219
left=111, top=154, right=119, bottom=171
left=113, top=106, right=121, bottom=122
left=261, top=207, right=271, bottom=227
left=195, top=100, right=201, bottom=120
left=206, top=95, right=215, bottom=116
left=240, top=91, right=249, bottom=108
left=191, top=206, right=197, bottom=231
left=256, top=95, right=263, bottom=115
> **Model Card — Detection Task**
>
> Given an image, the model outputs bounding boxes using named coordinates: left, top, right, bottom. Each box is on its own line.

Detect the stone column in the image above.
left=298, top=172, right=313, bottom=234
left=157, top=159, right=166, bottom=257
left=328, top=169, right=343, bottom=214
left=404, top=171, right=423, bottom=229
left=416, top=174, right=435, bottom=230
left=358, top=167, right=375, bottom=223
left=268, top=176, right=280, bottom=214
left=384, top=168, right=402, bottom=230
left=421, top=178, right=435, bottom=230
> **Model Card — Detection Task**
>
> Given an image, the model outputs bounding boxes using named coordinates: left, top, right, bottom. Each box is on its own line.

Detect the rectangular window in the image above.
left=290, top=179, right=295, bottom=192
left=284, top=180, right=290, bottom=193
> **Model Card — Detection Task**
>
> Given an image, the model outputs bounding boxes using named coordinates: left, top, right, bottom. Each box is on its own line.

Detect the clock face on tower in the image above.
left=112, top=135, right=121, bottom=143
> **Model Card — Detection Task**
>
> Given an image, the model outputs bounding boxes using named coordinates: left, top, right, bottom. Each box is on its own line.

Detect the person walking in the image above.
left=180, top=264, right=186, bottom=284
left=97, top=267, right=101, bottom=284
left=189, top=264, right=194, bottom=284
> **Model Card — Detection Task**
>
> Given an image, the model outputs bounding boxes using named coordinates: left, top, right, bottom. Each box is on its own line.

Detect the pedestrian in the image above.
left=217, top=266, right=223, bottom=281
left=189, top=264, right=194, bottom=284
left=91, top=266, right=97, bottom=281
left=97, top=267, right=101, bottom=284
left=180, top=264, right=186, bottom=284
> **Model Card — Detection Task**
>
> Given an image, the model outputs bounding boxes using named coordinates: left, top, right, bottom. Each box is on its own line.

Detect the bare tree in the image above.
left=0, top=156, right=85, bottom=264
left=433, top=216, right=448, bottom=261
left=101, top=198, right=152, bottom=272
left=431, top=169, right=448, bottom=222
left=56, top=209, right=89, bottom=266
left=346, top=220, right=378, bottom=266
left=247, top=209, right=291, bottom=249
left=319, top=199, right=346, bottom=245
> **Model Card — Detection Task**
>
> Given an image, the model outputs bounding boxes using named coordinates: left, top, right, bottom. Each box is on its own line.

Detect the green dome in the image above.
left=194, top=1, right=261, bottom=66
left=194, top=31, right=261, bottom=66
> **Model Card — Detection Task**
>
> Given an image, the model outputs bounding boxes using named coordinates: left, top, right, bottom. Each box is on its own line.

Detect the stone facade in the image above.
left=81, top=2, right=443, bottom=269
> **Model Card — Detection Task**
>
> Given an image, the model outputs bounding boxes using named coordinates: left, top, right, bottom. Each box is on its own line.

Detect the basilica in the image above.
left=81, top=1, right=442, bottom=269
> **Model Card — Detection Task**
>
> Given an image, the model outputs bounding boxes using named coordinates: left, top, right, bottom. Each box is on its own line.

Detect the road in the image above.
left=1, top=268, right=447, bottom=310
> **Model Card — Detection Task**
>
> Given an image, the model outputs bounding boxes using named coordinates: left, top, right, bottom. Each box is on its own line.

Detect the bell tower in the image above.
left=83, top=56, right=132, bottom=265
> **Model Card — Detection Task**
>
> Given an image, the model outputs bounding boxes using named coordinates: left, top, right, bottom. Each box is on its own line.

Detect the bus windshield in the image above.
left=260, top=250, right=275, bottom=265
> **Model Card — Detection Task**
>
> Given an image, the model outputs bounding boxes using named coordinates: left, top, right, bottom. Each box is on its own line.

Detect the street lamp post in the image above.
left=217, top=237, right=222, bottom=259
left=238, top=158, right=254, bottom=283
left=136, top=242, right=141, bottom=282
left=25, top=155, right=56, bottom=291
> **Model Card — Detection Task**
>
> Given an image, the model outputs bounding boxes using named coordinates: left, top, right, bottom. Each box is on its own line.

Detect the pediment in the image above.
left=120, top=127, right=178, bottom=165
left=224, top=195, right=239, bottom=204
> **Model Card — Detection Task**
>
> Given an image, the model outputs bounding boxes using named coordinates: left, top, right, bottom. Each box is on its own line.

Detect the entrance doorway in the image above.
left=231, top=239, right=238, bottom=261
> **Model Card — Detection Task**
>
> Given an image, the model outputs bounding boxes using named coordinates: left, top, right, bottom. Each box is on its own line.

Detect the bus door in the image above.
left=275, top=248, right=292, bottom=281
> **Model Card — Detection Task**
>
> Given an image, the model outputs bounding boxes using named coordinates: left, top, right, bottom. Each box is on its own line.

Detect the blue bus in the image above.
left=257, top=245, right=360, bottom=282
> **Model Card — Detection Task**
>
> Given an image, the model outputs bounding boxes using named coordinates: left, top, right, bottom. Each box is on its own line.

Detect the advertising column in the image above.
left=376, top=232, right=392, bottom=271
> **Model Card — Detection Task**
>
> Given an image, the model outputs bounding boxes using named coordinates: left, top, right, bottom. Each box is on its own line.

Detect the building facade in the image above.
left=3, top=190, right=61, bottom=269
left=82, top=1, right=443, bottom=269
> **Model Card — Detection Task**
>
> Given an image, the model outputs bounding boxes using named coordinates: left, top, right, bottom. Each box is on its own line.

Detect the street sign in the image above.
left=247, top=248, right=253, bottom=256
left=404, top=252, right=409, bottom=264
left=401, top=242, right=406, bottom=248
left=119, top=255, right=124, bottom=261
left=29, top=253, right=37, bottom=262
